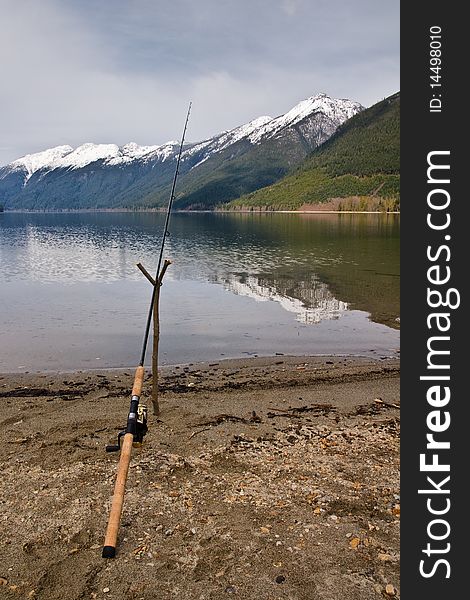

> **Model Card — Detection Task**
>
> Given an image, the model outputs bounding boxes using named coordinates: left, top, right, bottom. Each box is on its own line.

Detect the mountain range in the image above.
left=0, top=94, right=363, bottom=210
left=228, top=92, right=400, bottom=211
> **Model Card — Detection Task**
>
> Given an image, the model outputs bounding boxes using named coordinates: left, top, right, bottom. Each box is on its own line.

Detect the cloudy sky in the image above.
left=0, top=0, right=399, bottom=165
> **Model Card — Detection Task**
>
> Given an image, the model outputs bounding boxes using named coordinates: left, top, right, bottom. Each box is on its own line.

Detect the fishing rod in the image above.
left=102, top=102, right=191, bottom=559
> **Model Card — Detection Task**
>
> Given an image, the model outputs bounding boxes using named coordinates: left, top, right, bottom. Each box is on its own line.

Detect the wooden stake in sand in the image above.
left=137, top=259, right=171, bottom=415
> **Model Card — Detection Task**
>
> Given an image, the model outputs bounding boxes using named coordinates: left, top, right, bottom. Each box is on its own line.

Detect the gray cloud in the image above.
left=0, top=0, right=399, bottom=164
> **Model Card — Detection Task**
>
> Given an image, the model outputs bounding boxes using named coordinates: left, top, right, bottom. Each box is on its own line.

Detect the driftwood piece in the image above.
left=188, top=427, right=212, bottom=440
left=267, top=404, right=335, bottom=418
left=192, top=413, right=251, bottom=428
left=374, top=397, right=400, bottom=409
left=189, top=411, right=262, bottom=436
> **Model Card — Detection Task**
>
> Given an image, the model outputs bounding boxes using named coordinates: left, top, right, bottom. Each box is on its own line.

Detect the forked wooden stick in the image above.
left=137, top=259, right=171, bottom=415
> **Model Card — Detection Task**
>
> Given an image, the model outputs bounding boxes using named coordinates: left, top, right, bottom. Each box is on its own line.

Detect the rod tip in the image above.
left=102, top=546, right=116, bottom=559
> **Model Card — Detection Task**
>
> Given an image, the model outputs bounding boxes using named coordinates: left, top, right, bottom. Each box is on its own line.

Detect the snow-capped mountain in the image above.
left=248, top=93, right=359, bottom=144
left=0, top=94, right=363, bottom=210
left=9, top=145, right=74, bottom=182
left=7, top=141, right=178, bottom=180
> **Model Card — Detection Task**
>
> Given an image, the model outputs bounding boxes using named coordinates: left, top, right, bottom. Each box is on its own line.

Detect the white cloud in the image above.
left=281, top=0, right=302, bottom=16
left=0, top=0, right=399, bottom=165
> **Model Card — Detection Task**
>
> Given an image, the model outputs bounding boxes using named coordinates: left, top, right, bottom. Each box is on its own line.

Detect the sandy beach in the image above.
left=0, top=356, right=400, bottom=600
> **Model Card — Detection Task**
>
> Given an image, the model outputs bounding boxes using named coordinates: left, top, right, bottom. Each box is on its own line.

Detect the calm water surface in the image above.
left=0, top=212, right=399, bottom=371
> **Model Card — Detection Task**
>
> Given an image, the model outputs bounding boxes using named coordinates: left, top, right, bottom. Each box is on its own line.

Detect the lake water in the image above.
left=0, top=212, right=399, bottom=372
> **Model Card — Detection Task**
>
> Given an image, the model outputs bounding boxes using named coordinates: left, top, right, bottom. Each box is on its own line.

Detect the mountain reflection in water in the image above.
left=217, top=273, right=348, bottom=324
left=0, top=211, right=399, bottom=370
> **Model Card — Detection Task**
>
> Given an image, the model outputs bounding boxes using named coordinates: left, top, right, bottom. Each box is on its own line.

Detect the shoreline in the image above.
left=2, top=208, right=401, bottom=215
left=0, top=355, right=399, bottom=599
left=1, top=353, right=400, bottom=376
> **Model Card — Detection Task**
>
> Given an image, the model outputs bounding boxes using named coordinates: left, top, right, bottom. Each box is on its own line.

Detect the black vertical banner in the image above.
left=401, top=2, right=466, bottom=598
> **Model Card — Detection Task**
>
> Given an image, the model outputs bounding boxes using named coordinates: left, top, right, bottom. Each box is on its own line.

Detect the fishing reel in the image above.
left=106, top=403, right=148, bottom=452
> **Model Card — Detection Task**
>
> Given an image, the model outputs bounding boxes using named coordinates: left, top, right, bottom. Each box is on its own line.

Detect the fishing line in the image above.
left=139, top=102, right=191, bottom=366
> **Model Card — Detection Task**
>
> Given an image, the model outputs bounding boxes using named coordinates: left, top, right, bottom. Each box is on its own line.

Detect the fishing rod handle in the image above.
left=102, top=366, right=144, bottom=558
left=132, top=365, right=145, bottom=397
left=102, top=432, right=134, bottom=558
